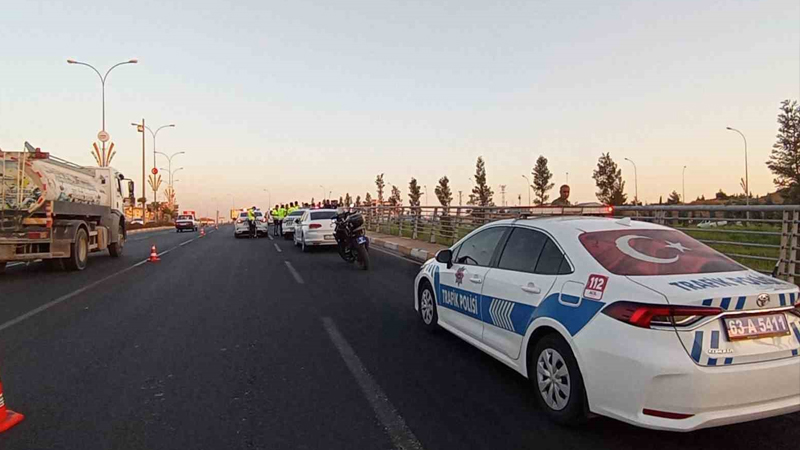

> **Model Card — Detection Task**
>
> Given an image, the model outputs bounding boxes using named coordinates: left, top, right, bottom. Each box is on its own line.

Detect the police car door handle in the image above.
left=521, top=283, right=541, bottom=294
left=469, top=275, right=483, bottom=284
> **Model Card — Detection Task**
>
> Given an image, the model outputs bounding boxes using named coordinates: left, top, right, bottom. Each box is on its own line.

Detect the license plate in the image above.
left=324, top=235, right=334, bottom=240
left=356, top=236, right=367, bottom=244
left=724, top=313, right=791, bottom=341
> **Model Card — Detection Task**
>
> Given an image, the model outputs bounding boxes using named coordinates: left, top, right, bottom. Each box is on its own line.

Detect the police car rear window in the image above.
left=579, top=229, right=745, bottom=276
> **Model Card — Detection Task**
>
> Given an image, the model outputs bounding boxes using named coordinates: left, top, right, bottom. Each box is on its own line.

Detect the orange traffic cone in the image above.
left=0, top=375, right=25, bottom=433
left=200, top=227, right=206, bottom=237
left=148, top=245, right=160, bottom=262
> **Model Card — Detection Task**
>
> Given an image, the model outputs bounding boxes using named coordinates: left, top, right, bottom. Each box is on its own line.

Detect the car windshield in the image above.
left=310, top=211, right=337, bottom=220
left=579, top=229, right=746, bottom=276
left=239, top=213, right=248, bottom=218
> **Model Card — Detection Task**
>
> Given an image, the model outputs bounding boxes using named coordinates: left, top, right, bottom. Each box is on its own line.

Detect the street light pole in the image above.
left=67, top=59, right=138, bottom=156
left=726, top=127, right=749, bottom=206
left=423, top=185, right=428, bottom=206
left=263, top=189, right=271, bottom=211
left=319, top=185, right=326, bottom=201
left=682, top=165, right=687, bottom=204
left=521, top=175, right=531, bottom=206
left=624, top=158, right=638, bottom=204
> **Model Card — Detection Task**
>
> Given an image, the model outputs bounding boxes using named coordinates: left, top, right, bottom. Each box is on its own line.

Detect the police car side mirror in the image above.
left=436, top=249, right=453, bottom=268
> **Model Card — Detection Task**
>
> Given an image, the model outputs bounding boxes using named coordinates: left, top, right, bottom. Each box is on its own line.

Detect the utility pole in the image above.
left=499, top=185, right=507, bottom=206
left=458, top=190, right=463, bottom=206
left=139, top=119, right=146, bottom=223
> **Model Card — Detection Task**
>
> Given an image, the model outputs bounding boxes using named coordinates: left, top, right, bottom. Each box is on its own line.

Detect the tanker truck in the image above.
left=0, top=142, right=133, bottom=272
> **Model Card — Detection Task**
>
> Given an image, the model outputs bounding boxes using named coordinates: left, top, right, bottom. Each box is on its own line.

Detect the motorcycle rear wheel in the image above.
left=356, top=245, right=370, bottom=271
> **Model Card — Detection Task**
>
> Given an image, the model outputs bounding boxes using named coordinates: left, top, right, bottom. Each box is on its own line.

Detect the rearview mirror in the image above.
left=435, top=249, right=453, bottom=268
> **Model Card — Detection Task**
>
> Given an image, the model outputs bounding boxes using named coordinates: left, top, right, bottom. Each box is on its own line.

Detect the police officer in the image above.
left=246, top=206, right=257, bottom=239
left=276, top=203, right=286, bottom=235
left=551, top=184, right=571, bottom=206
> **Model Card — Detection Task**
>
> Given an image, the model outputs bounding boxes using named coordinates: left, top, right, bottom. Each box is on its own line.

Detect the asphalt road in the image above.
left=0, top=225, right=798, bottom=449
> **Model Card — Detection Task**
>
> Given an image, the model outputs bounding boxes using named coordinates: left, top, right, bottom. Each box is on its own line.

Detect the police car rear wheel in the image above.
left=532, top=334, right=588, bottom=425
left=418, top=282, right=438, bottom=330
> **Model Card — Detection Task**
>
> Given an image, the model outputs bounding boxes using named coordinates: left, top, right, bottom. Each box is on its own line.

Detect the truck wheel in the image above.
left=65, top=228, right=89, bottom=271
left=109, top=224, right=125, bottom=257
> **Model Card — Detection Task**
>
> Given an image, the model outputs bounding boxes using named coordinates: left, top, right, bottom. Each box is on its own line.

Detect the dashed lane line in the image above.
left=274, top=243, right=282, bottom=253
left=284, top=261, right=304, bottom=284
left=323, top=317, right=423, bottom=450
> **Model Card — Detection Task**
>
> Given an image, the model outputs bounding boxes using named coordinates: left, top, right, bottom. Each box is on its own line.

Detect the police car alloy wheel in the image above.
left=531, top=334, right=587, bottom=425
left=418, top=282, right=438, bottom=330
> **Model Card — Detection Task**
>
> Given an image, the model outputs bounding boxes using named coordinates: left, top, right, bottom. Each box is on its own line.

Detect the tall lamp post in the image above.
left=263, top=189, right=271, bottom=211
left=682, top=165, right=688, bottom=204
left=521, top=175, right=531, bottom=206
left=726, top=127, right=749, bottom=206
left=319, top=185, right=326, bottom=201
left=624, top=158, right=638, bottom=205
left=67, top=58, right=138, bottom=157
left=155, top=150, right=185, bottom=187
left=423, top=185, right=428, bottom=206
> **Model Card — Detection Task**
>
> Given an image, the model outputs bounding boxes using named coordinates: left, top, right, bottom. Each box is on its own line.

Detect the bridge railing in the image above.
left=359, top=204, right=800, bottom=283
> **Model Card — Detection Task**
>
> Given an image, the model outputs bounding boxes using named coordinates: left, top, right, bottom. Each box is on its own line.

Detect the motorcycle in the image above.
left=333, top=209, right=370, bottom=270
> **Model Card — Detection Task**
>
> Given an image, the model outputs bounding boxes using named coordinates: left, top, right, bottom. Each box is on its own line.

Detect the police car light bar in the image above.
left=517, top=205, right=613, bottom=219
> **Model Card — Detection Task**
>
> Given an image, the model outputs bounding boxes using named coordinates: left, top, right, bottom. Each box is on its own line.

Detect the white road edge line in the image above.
left=322, top=317, right=423, bottom=450
left=371, top=247, right=423, bottom=266
left=0, top=262, right=144, bottom=333
left=274, top=243, right=282, bottom=253
left=180, top=238, right=196, bottom=247
left=284, top=260, right=304, bottom=284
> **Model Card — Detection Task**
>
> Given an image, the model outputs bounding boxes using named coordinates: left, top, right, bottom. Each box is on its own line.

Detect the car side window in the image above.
left=454, top=227, right=506, bottom=267
left=497, top=228, right=548, bottom=274
left=535, top=238, right=571, bottom=275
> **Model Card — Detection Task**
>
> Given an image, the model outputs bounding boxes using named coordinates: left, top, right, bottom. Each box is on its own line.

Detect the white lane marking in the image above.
left=322, top=317, right=423, bottom=450
left=274, top=243, right=282, bottom=253
left=268, top=234, right=274, bottom=241
left=6, top=262, right=25, bottom=268
left=157, top=247, right=176, bottom=256
left=371, top=247, right=423, bottom=266
left=180, top=238, right=196, bottom=247
left=284, top=261, right=304, bottom=284
left=0, top=262, right=144, bottom=333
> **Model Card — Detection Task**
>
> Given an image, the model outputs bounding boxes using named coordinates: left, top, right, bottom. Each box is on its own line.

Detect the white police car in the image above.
left=414, top=216, right=800, bottom=431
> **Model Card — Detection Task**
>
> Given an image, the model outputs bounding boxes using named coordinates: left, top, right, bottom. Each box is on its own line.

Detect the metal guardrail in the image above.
left=360, top=204, right=800, bottom=283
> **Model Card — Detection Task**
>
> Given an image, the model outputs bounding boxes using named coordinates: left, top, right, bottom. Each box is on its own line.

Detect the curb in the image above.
left=370, top=236, right=433, bottom=264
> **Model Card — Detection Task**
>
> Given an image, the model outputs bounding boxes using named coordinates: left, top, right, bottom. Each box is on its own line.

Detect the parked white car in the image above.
left=282, top=209, right=307, bottom=239
left=414, top=216, right=800, bottom=431
left=233, top=210, right=268, bottom=238
left=293, top=209, right=338, bottom=252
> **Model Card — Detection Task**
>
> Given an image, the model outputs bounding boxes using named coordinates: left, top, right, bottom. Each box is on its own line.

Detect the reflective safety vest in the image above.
left=277, top=208, right=287, bottom=218
left=247, top=209, right=255, bottom=221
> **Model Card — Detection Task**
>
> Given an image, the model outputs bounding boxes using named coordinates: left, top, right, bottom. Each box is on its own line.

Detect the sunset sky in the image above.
left=1, top=0, right=798, bottom=215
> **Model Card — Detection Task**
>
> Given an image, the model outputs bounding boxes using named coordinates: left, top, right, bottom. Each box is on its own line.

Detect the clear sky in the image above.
left=1, top=0, right=798, bottom=215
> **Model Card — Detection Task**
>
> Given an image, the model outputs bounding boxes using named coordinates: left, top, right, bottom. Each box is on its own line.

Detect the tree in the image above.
left=355, top=195, right=361, bottom=206
left=767, top=100, right=800, bottom=203
left=375, top=173, right=385, bottom=204
left=364, top=192, right=373, bottom=206
left=408, top=177, right=422, bottom=208
left=592, top=153, right=627, bottom=205
left=667, top=190, right=681, bottom=205
left=716, top=189, right=729, bottom=201
left=435, top=176, right=453, bottom=208
left=531, top=155, right=554, bottom=205
left=339, top=196, right=344, bottom=205
left=471, top=156, right=494, bottom=206
left=388, top=185, right=401, bottom=206
left=344, top=193, right=352, bottom=206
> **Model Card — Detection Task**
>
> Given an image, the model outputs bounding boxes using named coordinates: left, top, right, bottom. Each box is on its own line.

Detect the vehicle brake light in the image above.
left=602, top=301, right=723, bottom=328
left=309, top=224, right=322, bottom=229
left=236, top=219, right=244, bottom=223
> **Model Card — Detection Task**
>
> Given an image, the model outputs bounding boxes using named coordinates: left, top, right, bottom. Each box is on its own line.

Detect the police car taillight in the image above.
left=602, top=301, right=723, bottom=329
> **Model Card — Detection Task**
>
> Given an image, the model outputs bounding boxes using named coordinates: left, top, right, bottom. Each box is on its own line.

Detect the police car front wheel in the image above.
left=418, top=282, right=438, bottom=331
left=531, top=334, right=588, bottom=426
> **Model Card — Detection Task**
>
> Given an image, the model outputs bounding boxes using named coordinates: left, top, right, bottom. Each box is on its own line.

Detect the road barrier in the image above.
left=359, top=204, right=800, bottom=282
left=0, top=373, right=24, bottom=433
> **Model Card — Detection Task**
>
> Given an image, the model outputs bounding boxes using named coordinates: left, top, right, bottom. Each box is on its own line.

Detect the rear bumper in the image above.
left=575, top=314, right=800, bottom=431
left=302, top=232, right=337, bottom=246
left=175, top=223, right=196, bottom=230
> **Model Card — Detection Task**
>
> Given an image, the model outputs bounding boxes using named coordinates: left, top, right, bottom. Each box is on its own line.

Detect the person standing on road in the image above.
left=551, top=184, right=571, bottom=206
left=247, top=206, right=257, bottom=239
left=275, top=204, right=286, bottom=235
